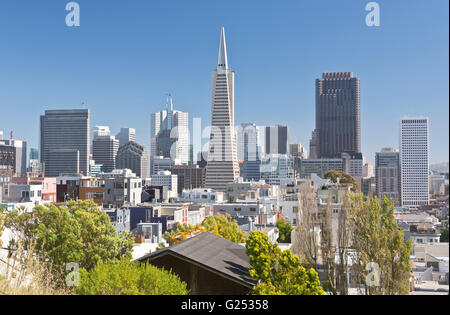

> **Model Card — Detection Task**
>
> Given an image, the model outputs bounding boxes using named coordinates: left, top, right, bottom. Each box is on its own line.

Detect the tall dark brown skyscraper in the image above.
left=312, top=72, right=361, bottom=158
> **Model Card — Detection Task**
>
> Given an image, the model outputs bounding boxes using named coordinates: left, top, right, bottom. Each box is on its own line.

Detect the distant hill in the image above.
left=430, top=162, right=449, bottom=173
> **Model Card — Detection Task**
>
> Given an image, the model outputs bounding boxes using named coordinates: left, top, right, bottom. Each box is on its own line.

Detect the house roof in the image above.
left=138, top=232, right=257, bottom=288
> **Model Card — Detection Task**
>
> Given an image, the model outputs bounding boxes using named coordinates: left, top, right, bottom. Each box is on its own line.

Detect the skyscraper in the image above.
left=375, top=148, right=401, bottom=206
left=150, top=95, right=189, bottom=165
left=236, top=123, right=261, bottom=162
left=265, top=125, right=288, bottom=155
left=40, top=109, right=90, bottom=176
left=116, top=141, right=149, bottom=179
left=400, top=117, right=429, bottom=207
left=92, top=135, right=119, bottom=172
left=93, top=126, right=110, bottom=138
left=312, top=72, right=361, bottom=158
left=116, top=128, right=136, bottom=148
left=205, top=27, right=240, bottom=191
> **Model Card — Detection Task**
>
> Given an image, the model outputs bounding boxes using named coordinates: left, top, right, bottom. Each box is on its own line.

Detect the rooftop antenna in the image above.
left=164, top=93, right=173, bottom=112
left=10, top=130, right=13, bottom=140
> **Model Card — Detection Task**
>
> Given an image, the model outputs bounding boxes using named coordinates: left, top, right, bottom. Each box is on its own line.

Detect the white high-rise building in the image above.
left=205, top=27, right=240, bottom=191
left=150, top=96, right=189, bottom=166
left=116, top=128, right=136, bottom=148
left=400, top=117, right=429, bottom=207
left=93, top=126, right=110, bottom=139
left=236, top=123, right=261, bottom=162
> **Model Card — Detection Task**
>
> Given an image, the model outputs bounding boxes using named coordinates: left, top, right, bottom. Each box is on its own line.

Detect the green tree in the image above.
left=348, top=194, right=412, bottom=295
left=202, top=213, right=247, bottom=243
left=2, top=200, right=133, bottom=277
left=246, top=231, right=324, bottom=295
left=163, top=213, right=247, bottom=245
left=324, top=170, right=358, bottom=192
left=440, top=228, right=449, bottom=242
left=76, top=259, right=188, bottom=295
left=276, top=218, right=293, bottom=243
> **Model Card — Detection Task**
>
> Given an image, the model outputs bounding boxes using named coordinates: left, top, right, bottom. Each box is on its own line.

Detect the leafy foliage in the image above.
left=76, top=259, right=189, bottom=295
left=2, top=200, right=134, bottom=277
left=163, top=213, right=247, bottom=245
left=276, top=218, right=293, bottom=243
left=348, top=194, right=412, bottom=295
left=246, top=231, right=324, bottom=295
left=163, top=223, right=206, bottom=245
left=202, top=213, right=247, bottom=243
left=324, top=170, right=358, bottom=192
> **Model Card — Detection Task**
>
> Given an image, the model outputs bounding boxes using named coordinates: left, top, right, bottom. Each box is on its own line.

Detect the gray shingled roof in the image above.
left=138, top=232, right=258, bottom=287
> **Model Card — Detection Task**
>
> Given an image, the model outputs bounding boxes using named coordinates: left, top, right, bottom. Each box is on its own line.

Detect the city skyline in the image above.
left=0, top=0, right=448, bottom=165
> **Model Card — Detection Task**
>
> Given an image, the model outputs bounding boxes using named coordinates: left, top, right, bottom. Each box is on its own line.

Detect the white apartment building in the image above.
left=151, top=171, right=178, bottom=199
left=400, top=117, right=430, bottom=207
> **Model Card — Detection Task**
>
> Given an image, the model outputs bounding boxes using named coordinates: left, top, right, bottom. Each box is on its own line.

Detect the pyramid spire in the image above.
left=217, top=27, right=228, bottom=70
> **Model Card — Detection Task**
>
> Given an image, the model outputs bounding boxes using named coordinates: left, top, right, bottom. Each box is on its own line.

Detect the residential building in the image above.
left=0, top=135, right=27, bottom=176
left=78, top=178, right=105, bottom=205
left=56, top=173, right=83, bottom=202
left=11, top=174, right=56, bottom=203
left=104, top=175, right=142, bottom=207
left=0, top=144, right=16, bottom=173
left=150, top=171, right=178, bottom=199
left=1, top=183, right=42, bottom=204
left=212, top=203, right=276, bottom=225
left=137, top=233, right=258, bottom=295
left=180, top=188, right=224, bottom=204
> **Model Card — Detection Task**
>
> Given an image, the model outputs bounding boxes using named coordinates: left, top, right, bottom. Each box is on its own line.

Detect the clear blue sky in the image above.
left=0, top=0, right=448, bottom=164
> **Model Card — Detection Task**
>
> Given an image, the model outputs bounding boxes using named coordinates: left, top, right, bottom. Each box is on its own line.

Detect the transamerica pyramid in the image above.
left=205, top=27, right=240, bottom=191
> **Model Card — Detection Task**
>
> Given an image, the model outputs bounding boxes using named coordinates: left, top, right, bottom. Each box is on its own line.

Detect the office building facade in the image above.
left=375, top=148, right=401, bottom=206
left=40, top=109, right=90, bottom=176
left=400, top=117, right=429, bottom=207
left=116, top=141, right=150, bottom=179
left=265, top=125, right=288, bottom=155
left=312, top=72, right=361, bottom=158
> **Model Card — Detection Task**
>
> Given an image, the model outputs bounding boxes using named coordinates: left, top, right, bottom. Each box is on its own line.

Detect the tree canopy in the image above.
left=348, top=194, right=412, bottom=295
left=246, top=231, right=324, bottom=295
left=324, top=170, right=358, bottom=192
left=2, top=200, right=134, bottom=275
left=76, top=259, right=188, bottom=295
left=276, top=218, right=293, bottom=243
left=163, top=213, right=247, bottom=245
